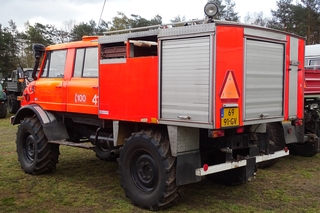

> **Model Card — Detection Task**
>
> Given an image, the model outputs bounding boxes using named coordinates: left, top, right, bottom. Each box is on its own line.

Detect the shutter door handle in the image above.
left=177, top=115, right=191, bottom=120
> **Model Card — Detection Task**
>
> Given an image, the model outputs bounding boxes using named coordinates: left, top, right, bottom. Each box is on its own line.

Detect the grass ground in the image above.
left=1, top=113, right=320, bottom=213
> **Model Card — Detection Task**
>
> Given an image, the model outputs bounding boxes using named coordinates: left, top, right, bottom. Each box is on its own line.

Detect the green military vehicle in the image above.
left=0, top=83, right=7, bottom=118
left=4, top=67, right=33, bottom=113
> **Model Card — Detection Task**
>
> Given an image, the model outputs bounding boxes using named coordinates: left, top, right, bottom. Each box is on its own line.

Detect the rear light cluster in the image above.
left=292, top=119, right=303, bottom=126
left=209, top=127, right=244, bottom=138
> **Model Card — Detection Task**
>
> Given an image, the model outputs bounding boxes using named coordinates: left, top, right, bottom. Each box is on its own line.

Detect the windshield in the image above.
left=25, top=70, right=33, bottom=78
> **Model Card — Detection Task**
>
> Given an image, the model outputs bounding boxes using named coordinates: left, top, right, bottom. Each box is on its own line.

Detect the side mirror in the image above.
left=32, top=43, right=46, bottom=80
left=17, top=67, right=24, bottom=79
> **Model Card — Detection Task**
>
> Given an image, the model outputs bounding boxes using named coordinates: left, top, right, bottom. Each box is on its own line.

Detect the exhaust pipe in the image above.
left=108, top=149, right=120, bottom=161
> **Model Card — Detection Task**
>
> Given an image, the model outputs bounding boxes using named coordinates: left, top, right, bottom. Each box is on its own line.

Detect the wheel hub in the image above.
left=25, top=135, right=35, bottom=162
left=138, top=161, right=153, bottom=181
left=131, top=152, right=158, bottom=192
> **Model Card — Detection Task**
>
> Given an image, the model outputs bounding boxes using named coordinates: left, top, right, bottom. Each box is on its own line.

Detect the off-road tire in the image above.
left=16, top=116, right=60, bottom=174
left=8, top=94, right=20, bottom=114
left=288, top=142, right=318, bottom=157
left=0, top=103, right=7, bottom=118
left=118, top=129, right=180, bottom=210
left=258, top=122, right=285, bottom=169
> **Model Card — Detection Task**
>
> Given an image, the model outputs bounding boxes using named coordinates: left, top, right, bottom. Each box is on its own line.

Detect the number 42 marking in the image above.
left=92, top=94, right=99, bottom=105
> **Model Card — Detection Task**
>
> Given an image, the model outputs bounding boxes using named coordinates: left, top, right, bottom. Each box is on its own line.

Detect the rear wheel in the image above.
left=258, top=122, right=285, bottom=169
left=0, top=102, right=7, bottom=118
left=16, top=117, right=60, bottom=174
left=118, top=129, right=180, bottom=210
left=288, top=142, right=318, bottom=157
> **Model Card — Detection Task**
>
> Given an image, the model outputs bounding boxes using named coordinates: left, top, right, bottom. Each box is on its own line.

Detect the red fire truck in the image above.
left=11, top=2, right=319, bottom=210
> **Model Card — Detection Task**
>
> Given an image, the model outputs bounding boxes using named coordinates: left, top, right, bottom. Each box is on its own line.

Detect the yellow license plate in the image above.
left=221, top=107, right=239, bottom=127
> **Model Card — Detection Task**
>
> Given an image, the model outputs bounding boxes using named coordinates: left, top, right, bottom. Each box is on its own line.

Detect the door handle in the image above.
left=177, top=115, right=191, bottom=120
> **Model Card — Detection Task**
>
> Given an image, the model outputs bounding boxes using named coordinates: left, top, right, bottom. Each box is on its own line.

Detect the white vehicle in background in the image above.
left=305, top=44, right=320, bottom=67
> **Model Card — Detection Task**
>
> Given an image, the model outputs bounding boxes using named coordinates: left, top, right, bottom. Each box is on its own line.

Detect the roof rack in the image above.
left=103, top=19, right=204, bottom=35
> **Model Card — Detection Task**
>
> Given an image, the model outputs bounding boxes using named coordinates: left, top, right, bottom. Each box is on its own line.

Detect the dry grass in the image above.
left=1, top=114, right=320, bottom=213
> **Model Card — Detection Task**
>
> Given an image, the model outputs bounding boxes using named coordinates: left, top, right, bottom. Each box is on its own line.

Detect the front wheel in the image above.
left=7, top=94, right=20, bottom=114
left=16, top=117, right=60, bottom=174
left=118, top=130, right=180, bottom=210
left=0, top=102, right=7, bottom=118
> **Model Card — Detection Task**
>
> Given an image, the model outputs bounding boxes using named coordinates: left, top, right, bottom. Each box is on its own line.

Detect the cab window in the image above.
left=41, top=50, right=67, bottom=78
left=73, top=47, right=98, bottom=78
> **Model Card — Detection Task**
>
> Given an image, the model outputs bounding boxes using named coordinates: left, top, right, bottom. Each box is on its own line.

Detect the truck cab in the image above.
left=21, top=36, right=99, bottom=115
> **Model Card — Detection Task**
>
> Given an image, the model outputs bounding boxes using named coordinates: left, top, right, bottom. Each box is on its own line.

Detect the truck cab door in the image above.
left=66, top=47, right=99, bottom=115
left=34, top=50, right=67, bottom=111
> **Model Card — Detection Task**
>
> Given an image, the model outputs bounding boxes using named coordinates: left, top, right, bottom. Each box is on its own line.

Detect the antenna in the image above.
left=97, top=0, right=107, bottom=34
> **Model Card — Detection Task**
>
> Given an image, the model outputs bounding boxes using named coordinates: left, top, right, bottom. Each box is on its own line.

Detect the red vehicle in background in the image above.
left=301, top=44, right=320, bottom=156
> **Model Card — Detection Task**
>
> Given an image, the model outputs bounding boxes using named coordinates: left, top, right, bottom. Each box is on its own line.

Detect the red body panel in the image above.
left=215, top=26, right=244, bottom=129
left=277, top=36, right=305, bottom=120
left=99, top=57, right=158, bottom=123
left=284, top=36, right=291, bottom=120
left=33, top=77, right=66, bottom=111
left=305, top=68, right=320, bottom=95
left=66, top=77, right=98, bottom=114
left=297, top=39, right=305, bottom=118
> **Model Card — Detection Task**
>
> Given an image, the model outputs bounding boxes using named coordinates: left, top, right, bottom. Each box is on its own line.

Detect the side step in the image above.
left=49, top=140, right=96, bottom=150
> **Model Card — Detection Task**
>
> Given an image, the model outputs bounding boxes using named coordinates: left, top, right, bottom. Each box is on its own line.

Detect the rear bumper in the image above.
left=195, top=149, right=289, bottom=177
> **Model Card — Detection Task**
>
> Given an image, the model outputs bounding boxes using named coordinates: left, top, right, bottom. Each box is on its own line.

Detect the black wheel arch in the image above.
left=12, top=104, right=69, bottom=141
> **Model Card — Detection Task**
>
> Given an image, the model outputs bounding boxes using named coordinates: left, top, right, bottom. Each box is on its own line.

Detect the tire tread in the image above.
left=16, top=117, right=60, bottom=174
left=119, top=129, right=180, bottom=210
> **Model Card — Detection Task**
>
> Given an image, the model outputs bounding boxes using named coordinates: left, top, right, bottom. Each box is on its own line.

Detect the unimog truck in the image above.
left=4, top=67, right=33, bottom=113
left=10, top=2, right=319, bottom=210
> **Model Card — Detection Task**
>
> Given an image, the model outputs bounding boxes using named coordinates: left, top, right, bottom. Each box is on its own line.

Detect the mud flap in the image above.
left=176, top=150, right=201, bottom=186
left=43, top=121, right=69, bottom=141
left=245, top=157, right=256, bottom=182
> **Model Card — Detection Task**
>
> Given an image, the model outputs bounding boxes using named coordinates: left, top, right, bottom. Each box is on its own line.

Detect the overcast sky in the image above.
left=0, top=0, right=278, bottom=31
